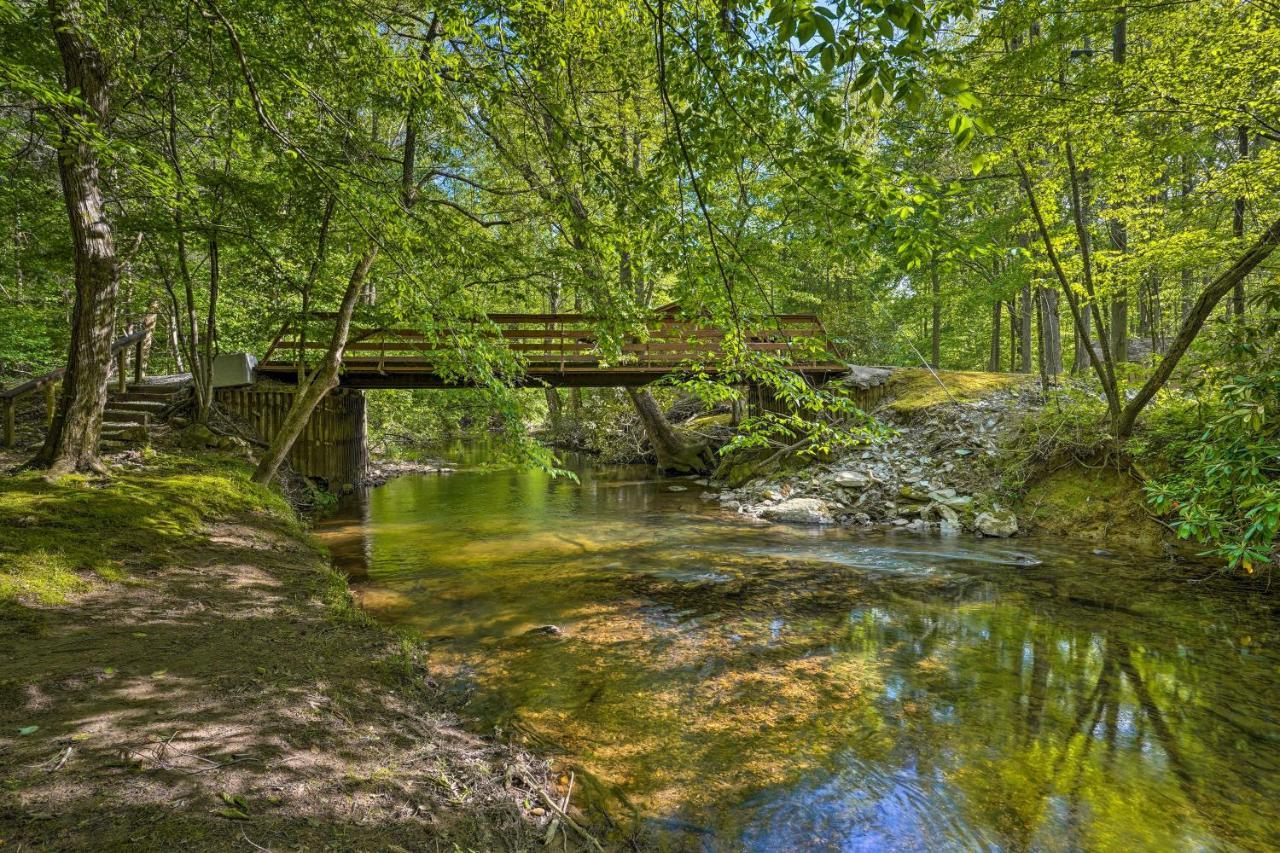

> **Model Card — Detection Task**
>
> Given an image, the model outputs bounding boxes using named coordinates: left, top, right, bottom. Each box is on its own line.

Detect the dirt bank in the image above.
left=0, top=451, right=577, bottom=850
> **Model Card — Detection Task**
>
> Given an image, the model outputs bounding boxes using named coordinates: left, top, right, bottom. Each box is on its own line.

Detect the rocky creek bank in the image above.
left=707, top=372, right=1055, bottom=540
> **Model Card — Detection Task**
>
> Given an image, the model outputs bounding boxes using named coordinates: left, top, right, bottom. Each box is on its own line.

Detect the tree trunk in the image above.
left=1109, top=292, right=1128, bottom=364
left=1233, top=125, right=1248, bottom=317
left=929, top=259, right=941, bottom=368
left=1108, top=10, right=1129, bottom=363
left=625, top=387, right=711, bottom=473
left=544, top=388, right=562, bottom=429
left=1019, top=281, right=1033, bottom=373
left=1003, top=300, right=1013, bottom=371
left=251, top=249, right=377, bottom=485
left=1072, top=303, right=1092, bottom=374
left=1114, top=215, right=1280, bottom=436
left=1039, top=287, right=1062, bottom=376
left=989, top=300, right=1002, bottom=372
left=33, top=0, right=119, bottom=475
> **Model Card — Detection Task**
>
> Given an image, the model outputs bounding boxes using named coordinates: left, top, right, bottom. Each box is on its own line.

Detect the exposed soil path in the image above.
left=0, top=461, right=564, bottom=850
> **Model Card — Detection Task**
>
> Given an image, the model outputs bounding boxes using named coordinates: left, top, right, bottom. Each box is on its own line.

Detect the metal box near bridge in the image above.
left=211, top=353, right=258, bottom=388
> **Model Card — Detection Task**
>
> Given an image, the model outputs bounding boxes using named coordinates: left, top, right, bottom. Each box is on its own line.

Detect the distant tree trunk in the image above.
left=929, top=259, right=941, bottom=368
left=1147, top=275, right=1165, bottom=353
left=1109, top=293, right=1128, bottom=363
left=544, top=388, right=562, bottom=427
left=251, top=249, right=377, bottom=485
left=626, top=387, right=711, bottom=473
left=33, top=0, right=119, bottom=475
left=1072, top=303, right=1092, bottom=374
left=1019, top=282, right=1033, bottom=373
left=1233, top=125, right=1248, bottom=317
left=989, top=300, right=1002, bottom=372
left=1007, top=300, right=1017, bottom=371
left=1039, top=287, right=1062, bottom=376
left=1180, top=155, right=1195, bottom=321
left=1108, top=10, right=1129, bottom=363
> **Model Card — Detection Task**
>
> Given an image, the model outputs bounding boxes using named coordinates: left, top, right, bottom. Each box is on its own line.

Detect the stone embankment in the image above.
left=712, top=371, right=1036, bottom=538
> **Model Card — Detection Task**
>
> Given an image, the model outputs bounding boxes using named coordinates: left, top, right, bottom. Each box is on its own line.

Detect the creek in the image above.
left=318, top=446, right=1280, bottom=850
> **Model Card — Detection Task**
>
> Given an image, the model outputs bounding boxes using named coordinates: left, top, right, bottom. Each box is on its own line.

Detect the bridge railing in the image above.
left=260, top=312, right=842, bottom=380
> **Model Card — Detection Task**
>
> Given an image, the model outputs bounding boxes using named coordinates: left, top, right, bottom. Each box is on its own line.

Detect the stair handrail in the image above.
left=1, top=326, right=153, bottom=447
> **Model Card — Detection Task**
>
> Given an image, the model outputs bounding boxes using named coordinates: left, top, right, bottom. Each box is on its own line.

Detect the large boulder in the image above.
left=976, top=509, right=1018, bottom=538
left=761, top=497, right=834, bottom=525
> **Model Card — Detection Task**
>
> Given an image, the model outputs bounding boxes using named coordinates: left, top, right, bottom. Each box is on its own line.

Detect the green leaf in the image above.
left=814, top=14, right=836, bottom=44
left=19, top=725, right=39, bottom=736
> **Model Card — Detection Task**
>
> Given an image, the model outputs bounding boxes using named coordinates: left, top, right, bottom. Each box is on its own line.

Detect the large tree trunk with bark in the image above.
left=1039, top=287, right=1062, bottom=376
left=1018, top=282, right=1033, bottom=373
left=34, top=0, right=119, bottom=475
left=251, top=249, right=376, bottom=485
left=626, top=387, right=712, bottom=473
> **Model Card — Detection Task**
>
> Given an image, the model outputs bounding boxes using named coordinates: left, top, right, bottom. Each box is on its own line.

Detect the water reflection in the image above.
left=317, top=450, right=1280, bottom=851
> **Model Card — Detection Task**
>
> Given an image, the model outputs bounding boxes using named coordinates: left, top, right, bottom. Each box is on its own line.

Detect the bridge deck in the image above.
left=256, top=312, right=847, bottom=389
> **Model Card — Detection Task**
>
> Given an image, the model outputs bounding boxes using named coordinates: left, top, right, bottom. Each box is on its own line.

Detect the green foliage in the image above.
left=1140, top=357, right=1280, bottom=573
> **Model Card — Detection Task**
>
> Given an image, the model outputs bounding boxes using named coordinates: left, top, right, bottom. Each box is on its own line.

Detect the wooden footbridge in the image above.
left=256, top=309, right=848, bottom=389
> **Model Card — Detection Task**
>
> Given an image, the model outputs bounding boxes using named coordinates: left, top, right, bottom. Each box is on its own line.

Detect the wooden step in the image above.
left=127, top=380, right=189, bottom=395
left=101, top=425, right=148, bottom=442
left=102, top=411, right=150, bottom=426
left=113, top=390, right=181, bottom=404
left=106, top=399, right=169, bottom=414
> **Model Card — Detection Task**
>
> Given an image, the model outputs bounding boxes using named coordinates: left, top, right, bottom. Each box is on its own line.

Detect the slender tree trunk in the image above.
left=1018, top=154, right=1120, bottom=421
left=929, top=259, right=941, bottom=368
left=1233, top=125, right=1248, bottom=317
left=989, top=299, right=1002, bottom=372
left=34, top=0, right=119, bottom=475
left=251, top=249, right=377, bottom=485
left=1115, top=215, right=1280, bottom=436
left=1019, top=281, right=1033, bottom=373
left=1003, top=300, right=1013, bottom=371
left=1108, top=9, right=1129, bottom=364
left=1072, top=303, right=1091, bottom=373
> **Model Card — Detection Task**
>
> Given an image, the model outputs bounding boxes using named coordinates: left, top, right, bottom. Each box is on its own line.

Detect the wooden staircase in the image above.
left=101, top=379, right=190, bottom=445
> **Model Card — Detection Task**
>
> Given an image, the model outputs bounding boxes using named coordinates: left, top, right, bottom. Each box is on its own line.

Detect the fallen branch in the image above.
left=522, top=771, right=603, bottom=852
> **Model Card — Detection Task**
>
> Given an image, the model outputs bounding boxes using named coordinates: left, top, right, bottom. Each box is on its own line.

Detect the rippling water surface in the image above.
left=318, top=447, right=1280, bottom=850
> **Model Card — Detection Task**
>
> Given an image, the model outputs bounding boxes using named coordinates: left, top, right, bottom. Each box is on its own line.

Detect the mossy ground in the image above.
left=884, top=369, right=1029, bottom=415
left=1020, top=464, right=1169, bottom=556
left=0, top=450, right=560, bottom=851
left=0, top=452, right=292, bottom=606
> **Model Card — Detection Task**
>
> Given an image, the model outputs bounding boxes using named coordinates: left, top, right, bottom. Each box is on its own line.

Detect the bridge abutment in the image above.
left=217, top=384, right=368, bottom=487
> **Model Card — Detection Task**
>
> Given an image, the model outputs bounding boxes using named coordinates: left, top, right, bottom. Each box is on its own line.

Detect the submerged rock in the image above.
left=976, top=510, right=1018, bottom=538
left=761, top=498, right=834, bottom=525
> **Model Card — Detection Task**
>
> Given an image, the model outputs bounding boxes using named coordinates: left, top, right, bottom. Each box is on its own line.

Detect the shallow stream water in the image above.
left=318, top=447, right=1280, bottom=851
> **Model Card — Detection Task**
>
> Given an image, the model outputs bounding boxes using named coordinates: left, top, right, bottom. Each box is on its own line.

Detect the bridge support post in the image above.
left=216, top=383, right=368, bottom=487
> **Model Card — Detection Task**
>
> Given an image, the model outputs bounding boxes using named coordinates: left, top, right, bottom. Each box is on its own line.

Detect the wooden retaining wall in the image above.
left=216, top=385, right=368, bottom=486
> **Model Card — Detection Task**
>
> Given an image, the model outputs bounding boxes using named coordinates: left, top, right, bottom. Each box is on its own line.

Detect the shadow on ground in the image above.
left=0, top=500, right=558, bottom=850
